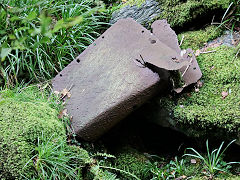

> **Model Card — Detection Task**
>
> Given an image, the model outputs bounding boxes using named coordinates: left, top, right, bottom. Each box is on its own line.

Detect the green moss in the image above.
left=178, top=26, right=223, bottom=50
left=123, top=0, right=146, bottom=7
left=172, top=46, right=240, bottom=137
left=0, top=88, right=66, bottom=179
left=158, top=0, right=230, bottom=27
left=115, top=146, right=150, bottom=179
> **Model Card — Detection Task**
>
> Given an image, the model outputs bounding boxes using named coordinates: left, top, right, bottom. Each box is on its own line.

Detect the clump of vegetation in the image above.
left=122, top=0, right=146, bottom=7
left=178, top=26, right=223, bottom=50
left=26, top=134, right=91, bottom=179
left=115, top=146, right=151, bottom=179
left=0, top=87, right=94, bottom=179
left=0, top=0, right=108, bottom=85
left=185, top=140, right=239, bottom=178
left=142, top=140, right=239, bottom=179
left=172, top=45, right=240, bottom=138
left=0, top=87, right=66, bottom=179
left=220, top=0, right=240, bottom=31
left=158, top=0, right=230, bottom=27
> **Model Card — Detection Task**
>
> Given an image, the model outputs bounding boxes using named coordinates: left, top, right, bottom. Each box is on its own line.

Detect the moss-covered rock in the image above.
left=115, top=146, right=150, bottom=179
left=172, top=45, right=240, bottom=140
left=111, top=0, right=230, bottom=28
left=158, top=0, right=230, bottom=28
left=0, top=88, right=66, bottom=179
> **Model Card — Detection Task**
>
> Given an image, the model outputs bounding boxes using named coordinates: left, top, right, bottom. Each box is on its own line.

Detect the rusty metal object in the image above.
left=152, top=20, right=202, bottom=93
left=151, top=20, right=181, bottom=54
left=52, top=18, right=188, bottom=141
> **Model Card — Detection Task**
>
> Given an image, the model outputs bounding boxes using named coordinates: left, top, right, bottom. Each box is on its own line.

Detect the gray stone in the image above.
left=110, top=0, right=161, bottom=26
left=52, top=18, right=188, bottom=141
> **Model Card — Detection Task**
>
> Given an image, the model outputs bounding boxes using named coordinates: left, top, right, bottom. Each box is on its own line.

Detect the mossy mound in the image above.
left=0, top=88, right=92, bottom=179
left=172, top=45, right=240, bottom=139
left=178, top=26, right=223, bottom=50
left=159, top=0, right=230, bottom=28
left=115, top=146, right=150, bottom=179
left=0, top=88, right=66, bottom=179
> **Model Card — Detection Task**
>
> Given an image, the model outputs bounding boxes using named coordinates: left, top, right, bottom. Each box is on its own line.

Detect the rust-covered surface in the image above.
left=52, top=18, right=189, bottom=141
left=151, top=20, right=181, bottom=54
left=152, top=20, right=202, bottom=92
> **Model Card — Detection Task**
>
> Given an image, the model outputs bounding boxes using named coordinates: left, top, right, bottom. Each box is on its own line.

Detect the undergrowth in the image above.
left=158, top=0, right=230, bottom=28
left=219, top=0, right=240, bottom=32
left=173, top=46, right=240, bottom=137
left=0, top=0, right=108, bottom=86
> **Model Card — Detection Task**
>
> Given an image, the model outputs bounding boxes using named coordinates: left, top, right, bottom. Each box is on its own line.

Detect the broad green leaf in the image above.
left=1, top=48, right=12, bottom=62
left=8, top=34, right=16, bottom=40
left=10, top=16, right=21, bottom=22
left=26, top=11, right=37, bottom=21
left=40, top=37, right=50, bottom=44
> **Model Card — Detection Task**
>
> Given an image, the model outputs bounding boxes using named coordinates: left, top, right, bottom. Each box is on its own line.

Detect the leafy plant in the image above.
left=147, top=161, right=174, bottom=180
left=24, top=133, right=91, bottom=180
left=184, top=139, right=239, bottom=178
left=169, top=157, right=186, bottom=177
left=0, top=0, right=108, bottom=86
left=220, top=0, right=240, bottom=32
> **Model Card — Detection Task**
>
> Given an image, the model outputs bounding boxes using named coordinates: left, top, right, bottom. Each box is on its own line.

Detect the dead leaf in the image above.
left=195, top=49, right=201, bottom=56
left=195, top=88, right=200, bottom=93
left=175, top=175, right=187, bottom=180
left=196, top=80, right=203, bottom=88
left=58, top=108, right=68, bottom=119
left=191, top=159, right=197, bottom=164
left=61, top=88, right=68, bottom=97
left=54, top=91, right=60, bottom=96
left=60, top=88, right=71, bottom=99
left=221, top=91, right=228, bottom=99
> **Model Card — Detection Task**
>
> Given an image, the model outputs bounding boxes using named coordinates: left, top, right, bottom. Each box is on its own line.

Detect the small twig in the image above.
left=235, top=48, right=240, bottom=57
left=181, top=58, right=193, bottom=77
left=179, top=35, right=184, bottom=46
left=201, top=50, right=217, bottom=54
left=211, top=15, right=215, bottom=25
left=134, top=54, right=146, bottom=67
left=60, top=84, right=74, bottom=100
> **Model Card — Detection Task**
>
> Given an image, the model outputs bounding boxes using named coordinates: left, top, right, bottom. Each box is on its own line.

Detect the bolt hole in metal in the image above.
left=102, top=36, right=104, bottom=39
left=76, top=59, right=80, bottom=63
left=150, top=39, right=156, bottom=44
left=142, top=30, right=144, bottom=33
left=193, top=67, right=196, bottom=70
left=60, top=74, right=63, bottom=77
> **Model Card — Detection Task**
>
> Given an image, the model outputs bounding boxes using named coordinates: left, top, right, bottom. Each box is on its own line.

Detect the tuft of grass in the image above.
left=219, top=0, right=240, bottom=32
left=24, top=133, right=91, bottom=180
left=0, top=0, right=108, bottom=86
left=184, top=140, right=239, bottom=178
left=0, top=87, right=66, bottom=179
left=178, top=26, right=223, bottom=50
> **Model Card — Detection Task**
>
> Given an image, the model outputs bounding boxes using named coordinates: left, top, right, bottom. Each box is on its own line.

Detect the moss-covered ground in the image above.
left=163, top=26, right=240, bottom=142
left=0, top=87, right=91, bottom=179
left=173, top=45, right=240, bottom=139
left=178, top=26, right=223, bottom=50
left=158, top=0, right=230, bottom=28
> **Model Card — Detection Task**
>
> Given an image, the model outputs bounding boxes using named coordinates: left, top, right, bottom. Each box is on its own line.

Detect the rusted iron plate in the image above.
left=180, top=49, right=202, bottom=86
left=151, top=20, right=181, bottom=54
left=152, top=20, right=202, bottom=92
left=52, top=18, right=188, bottom=141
